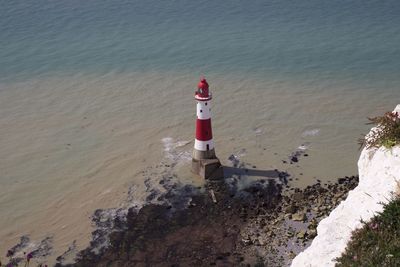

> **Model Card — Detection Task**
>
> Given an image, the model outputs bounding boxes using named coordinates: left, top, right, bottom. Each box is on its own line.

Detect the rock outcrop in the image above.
left=291, top=104, right=400, bottom=267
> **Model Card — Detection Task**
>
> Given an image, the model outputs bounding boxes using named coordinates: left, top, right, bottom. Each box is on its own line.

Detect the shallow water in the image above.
left=1, top=0, right=400, bottom=264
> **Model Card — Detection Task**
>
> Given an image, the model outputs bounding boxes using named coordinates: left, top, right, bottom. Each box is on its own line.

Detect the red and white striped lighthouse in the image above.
left=192, top=77, right=223, bottom=179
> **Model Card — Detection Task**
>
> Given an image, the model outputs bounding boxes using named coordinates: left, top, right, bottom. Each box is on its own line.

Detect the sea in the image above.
left=1, top=0, right=400, bottom=264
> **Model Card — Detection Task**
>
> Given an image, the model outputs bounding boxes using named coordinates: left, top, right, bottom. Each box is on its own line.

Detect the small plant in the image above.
left=359, top=111, right=400, bottom=149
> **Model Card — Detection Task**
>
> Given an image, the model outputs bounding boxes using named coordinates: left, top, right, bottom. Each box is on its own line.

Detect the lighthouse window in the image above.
left=200, top=109, right=203, bottom=113
left=205, top=102, right=208, bottom=106
left=206, top=144, right=210, bottom=151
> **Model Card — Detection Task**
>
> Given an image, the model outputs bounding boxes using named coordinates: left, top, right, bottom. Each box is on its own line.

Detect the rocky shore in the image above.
left=54, top=172, right=358, bottom=267
left=3, top=150, right=359, bottom=267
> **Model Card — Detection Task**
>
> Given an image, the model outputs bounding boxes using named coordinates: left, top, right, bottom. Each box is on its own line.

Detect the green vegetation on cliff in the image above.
left=335, top=196, right=400, bottom=267
left=359, top=111, right=400, bottom=149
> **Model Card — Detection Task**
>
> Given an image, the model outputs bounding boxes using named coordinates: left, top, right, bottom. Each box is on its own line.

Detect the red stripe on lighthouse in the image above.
left=195, top=118, right=213, bottom=141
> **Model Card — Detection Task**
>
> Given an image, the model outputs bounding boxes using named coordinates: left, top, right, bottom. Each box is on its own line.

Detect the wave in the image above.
left=162, top=137, right=192, bottom=166
left=302, top=129, right=320, bottom=137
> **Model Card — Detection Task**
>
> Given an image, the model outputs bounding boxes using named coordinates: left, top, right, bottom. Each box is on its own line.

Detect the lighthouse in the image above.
left=191, top=77, right=223, bottom=179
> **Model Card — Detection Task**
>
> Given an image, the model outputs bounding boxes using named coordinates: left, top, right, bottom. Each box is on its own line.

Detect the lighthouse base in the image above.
left=192, top=158, right=223, bottom=180
left=192, top=148, right=217, bottom=161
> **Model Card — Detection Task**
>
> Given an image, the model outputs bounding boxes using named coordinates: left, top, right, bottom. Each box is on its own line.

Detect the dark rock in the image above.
left=307, top=229, right=317, bottom=238
left=293, top=192, right=304, bottom=202
left=284, top=204, right=297, bottom=214
left=296, top=230, right=306, bottom=239
left=292, top=212, right=306, bottom=222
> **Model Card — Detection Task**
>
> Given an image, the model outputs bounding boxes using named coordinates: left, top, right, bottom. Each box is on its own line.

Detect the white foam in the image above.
left=297, top=144, right=309, bottom=151
left=236, top=148, right=247, bottom=157
left=253, top=127, right=263, bottom=135
left=162, top=137, right=191, bottom=163
left=302, top=129, right=320, bottom=137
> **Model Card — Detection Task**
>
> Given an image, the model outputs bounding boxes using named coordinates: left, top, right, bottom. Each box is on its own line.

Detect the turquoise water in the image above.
left=1, top=0, right=400, bottom=83
left=1, top=0, right=400, bottom=263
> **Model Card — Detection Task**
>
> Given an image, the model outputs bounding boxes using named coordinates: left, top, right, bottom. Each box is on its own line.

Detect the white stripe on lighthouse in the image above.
left=196, top=101, right=211, bottom=120
left=194, top=139, right=214, bottom=151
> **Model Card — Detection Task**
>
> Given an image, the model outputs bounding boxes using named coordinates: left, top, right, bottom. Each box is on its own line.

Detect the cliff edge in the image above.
left=291, top=104, right=400, bottom=267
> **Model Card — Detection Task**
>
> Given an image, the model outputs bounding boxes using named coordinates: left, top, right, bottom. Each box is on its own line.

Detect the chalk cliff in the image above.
left=291, top=104, right=400, bottom=267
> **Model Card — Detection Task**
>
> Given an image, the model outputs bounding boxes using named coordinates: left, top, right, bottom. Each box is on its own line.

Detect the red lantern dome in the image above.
left=196, top=78, right=210, bottom=98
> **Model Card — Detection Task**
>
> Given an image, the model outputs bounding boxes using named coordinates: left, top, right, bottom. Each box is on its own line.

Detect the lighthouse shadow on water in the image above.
left=223, top=166, right=280, bottom=179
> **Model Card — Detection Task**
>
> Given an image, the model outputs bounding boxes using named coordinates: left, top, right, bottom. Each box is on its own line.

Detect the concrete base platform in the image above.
left=192, top=158, right=224, bottom=180
left=192, top=148, right=216, bottom=161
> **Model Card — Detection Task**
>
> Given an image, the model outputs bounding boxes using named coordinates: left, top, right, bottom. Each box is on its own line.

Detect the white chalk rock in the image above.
left=291, top=104, right=400, bottom=267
